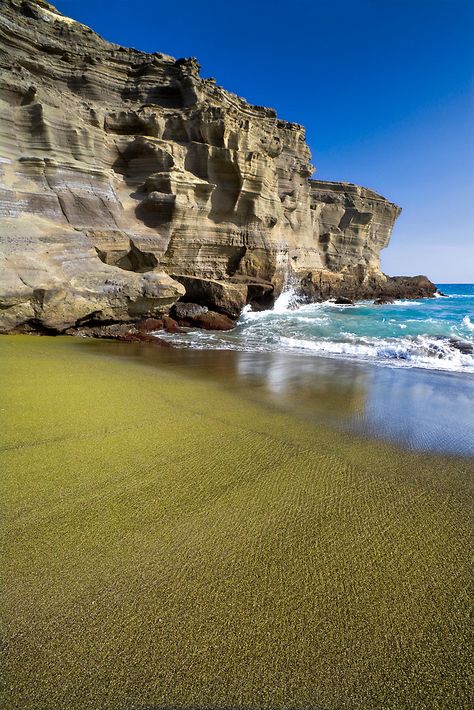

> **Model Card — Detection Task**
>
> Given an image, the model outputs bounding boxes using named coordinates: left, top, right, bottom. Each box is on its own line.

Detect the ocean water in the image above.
left=161, top=283, right=474, bottom=374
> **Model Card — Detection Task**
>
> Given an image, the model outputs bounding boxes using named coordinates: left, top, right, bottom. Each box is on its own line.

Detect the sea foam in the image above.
left=162, top=284, right=474, bottom=373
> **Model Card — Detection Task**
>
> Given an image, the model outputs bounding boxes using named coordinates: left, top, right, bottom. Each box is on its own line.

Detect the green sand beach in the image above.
left=1, top=336, right=472, bottom=709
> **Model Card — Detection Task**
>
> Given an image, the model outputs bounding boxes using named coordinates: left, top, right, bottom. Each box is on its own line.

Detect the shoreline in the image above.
left=1, top=335, right=472, bottom=709
left=3, top=298, right=474, bottom=380
left=2, top=332, right=474, bottom=454
left=75, top=335, right=474, bottom=457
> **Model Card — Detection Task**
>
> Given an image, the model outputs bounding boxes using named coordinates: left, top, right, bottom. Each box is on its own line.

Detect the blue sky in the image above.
left=55, top=0, right=474, bottom=282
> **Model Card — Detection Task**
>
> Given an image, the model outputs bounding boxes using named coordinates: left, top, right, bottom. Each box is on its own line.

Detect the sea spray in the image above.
left=160, top=284, right=474, bottom=373
left=462, top=315, right=474, bottom=331
left=272, top=286, right=301, bottom=313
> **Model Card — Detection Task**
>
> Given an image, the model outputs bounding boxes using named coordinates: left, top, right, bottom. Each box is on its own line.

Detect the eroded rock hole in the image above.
left=96, top=240, right=158, bottom=273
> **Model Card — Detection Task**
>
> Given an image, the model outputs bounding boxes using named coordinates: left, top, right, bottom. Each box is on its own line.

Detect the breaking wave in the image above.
left=279, top=333, right=474, bottom=372
left=463, top=315, right=474, bottom=331
left=159, top=284, right=474, bottom=373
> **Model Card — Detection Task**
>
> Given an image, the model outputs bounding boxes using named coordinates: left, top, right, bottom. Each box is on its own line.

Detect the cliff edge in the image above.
left=0, top=0, right=436, bottom=333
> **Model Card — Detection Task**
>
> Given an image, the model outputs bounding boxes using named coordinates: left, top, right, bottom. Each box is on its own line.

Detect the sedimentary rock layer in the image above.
left=0, top=0, right=435, bottom=332
left=300, top=181, right=433, bottom=301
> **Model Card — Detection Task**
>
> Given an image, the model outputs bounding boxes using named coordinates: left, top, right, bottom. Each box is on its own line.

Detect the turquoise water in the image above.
left=162, top=284, right=474, bottom=373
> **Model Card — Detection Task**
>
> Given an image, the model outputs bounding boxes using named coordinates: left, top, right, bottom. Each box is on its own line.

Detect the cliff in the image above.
left=302, top=181, right=434, bottom=301
left=0, top=0, right=435, bottom=333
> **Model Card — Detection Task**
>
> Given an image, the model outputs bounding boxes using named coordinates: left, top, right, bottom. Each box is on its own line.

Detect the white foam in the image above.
left=272, top=288, right=301, bottom=313
left=391, top=300, right=423, bottom=306
left=162, top=286, right=474, bottom=374
left=279, top=334, right=474, bottom=373
left=462, top=315, right=474, bottom=332
left=239, top=306, right=271, bottom=323
left=295, top=315, right=329, bottom=324
left=238, top=288, right=302, bottom=323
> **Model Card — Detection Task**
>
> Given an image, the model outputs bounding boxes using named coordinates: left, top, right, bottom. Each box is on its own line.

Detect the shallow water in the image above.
left=160, top=283, right=474, bottom=374
left=91, top=341, right=474, bottom=456
left=1, top=336, right=472, bottom=710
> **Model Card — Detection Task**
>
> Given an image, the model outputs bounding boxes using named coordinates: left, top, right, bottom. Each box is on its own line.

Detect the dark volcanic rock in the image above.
left=171, top=301, right=234, bottom=329
left=449, top=338, right=474, bottom=355
left=380, top=276, right=437, bottom=300
left=299, top=270, right=436, bottom=303
left=334, top=297, right=354, bottom=305
left=171, top=276, right=247, bottom=319
left=136, top=317, right=164, bottom=332
left=171, top=302, right=209, bottom=320
left=64, top=322, right=173, bottom=345
left=117, top=332, right=173, bottom=346
left=162, top=315, right=182, bottom=333
left=374, top=297, right=395, bottom=305
left=245, top=280, right=275, bottom=311
left=189, top=311, right=236, bottom=331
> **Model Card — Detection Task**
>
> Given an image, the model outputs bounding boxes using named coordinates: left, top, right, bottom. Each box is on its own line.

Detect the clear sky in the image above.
left=54, top=0, right=474, bottom=283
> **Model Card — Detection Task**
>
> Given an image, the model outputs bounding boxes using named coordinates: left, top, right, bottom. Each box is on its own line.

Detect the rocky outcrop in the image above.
left=296, top=181, right=435, bottom=301
left=170, top=275, right=275, bottom=318
left=0, top=0, right=435, bottom=333
left=170, top=303, right=235, bottom=330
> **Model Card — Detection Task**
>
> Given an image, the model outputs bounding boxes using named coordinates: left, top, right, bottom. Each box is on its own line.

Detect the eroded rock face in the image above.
left=309, top=181, right=401, bottom=274
left=297, top=181, right=436, bottom=301
left=0, top=0, right=434, bottom=333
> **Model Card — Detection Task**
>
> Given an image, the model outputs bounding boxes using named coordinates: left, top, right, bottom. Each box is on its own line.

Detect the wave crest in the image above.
left=279, top=334, right=474, bottom=372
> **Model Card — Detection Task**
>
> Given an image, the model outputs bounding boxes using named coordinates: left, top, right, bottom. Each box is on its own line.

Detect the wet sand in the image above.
left=1, top=336, right=472, bottom=709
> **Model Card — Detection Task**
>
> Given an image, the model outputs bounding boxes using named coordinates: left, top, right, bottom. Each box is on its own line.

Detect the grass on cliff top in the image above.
left=0, top=335, right=472, bottom=710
